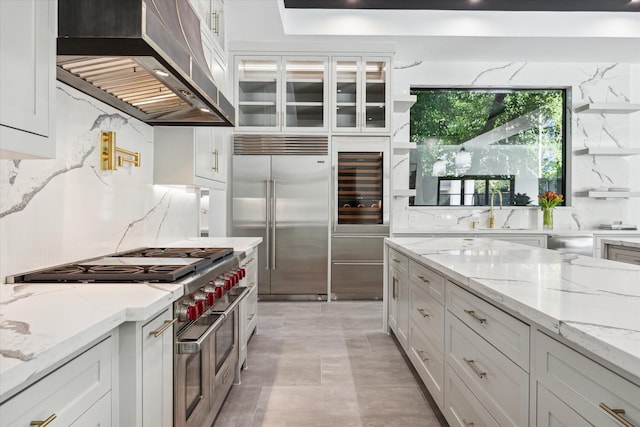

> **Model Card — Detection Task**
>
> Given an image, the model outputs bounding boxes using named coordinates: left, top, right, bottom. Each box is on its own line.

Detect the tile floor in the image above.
left=213, top=301, right=445, bottom=426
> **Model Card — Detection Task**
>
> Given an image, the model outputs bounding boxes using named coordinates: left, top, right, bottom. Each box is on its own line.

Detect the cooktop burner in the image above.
left=8, top=247, right=235, bottom=283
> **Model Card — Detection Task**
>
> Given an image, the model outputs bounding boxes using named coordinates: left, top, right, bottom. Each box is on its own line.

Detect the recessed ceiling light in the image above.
left=153, top=69, right=169, bottom=77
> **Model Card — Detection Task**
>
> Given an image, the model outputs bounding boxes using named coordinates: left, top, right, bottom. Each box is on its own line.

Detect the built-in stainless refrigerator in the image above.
left=231, top=135, right=329, bottom=298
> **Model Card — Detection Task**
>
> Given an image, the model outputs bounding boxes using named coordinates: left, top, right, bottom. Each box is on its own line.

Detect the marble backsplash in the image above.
left=391, top=61, right=640, bottom=233
left=0, top=83, right=199, bottom=281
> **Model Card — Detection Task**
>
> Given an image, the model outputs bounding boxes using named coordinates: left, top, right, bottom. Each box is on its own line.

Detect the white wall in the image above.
left=392, top=61, right=640, bottom=231
left=0, top=83, right=200, bottom=280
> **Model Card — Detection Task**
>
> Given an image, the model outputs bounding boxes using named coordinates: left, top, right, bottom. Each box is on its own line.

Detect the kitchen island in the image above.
left=0, top=237, right=261, bottom=422
left=385, top=237, right=640, bottom=426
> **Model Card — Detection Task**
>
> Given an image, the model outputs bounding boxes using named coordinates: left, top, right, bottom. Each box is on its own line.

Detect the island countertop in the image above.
left=385, top=237, right=640, bottom=382
left=0, top=237, right=262, bottom=401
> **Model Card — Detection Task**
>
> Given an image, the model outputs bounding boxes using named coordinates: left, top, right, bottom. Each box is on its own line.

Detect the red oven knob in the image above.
left=195, top=300, right=205, bottom=315
left=224, top=278, right=233, bottom=291
left=186, top=305, right=198, bottom=321
left=239, top=268, right=246, bottom=279
left=214, top=285, right=224, bottom=298
left=205, top=292, right=216, bottom=306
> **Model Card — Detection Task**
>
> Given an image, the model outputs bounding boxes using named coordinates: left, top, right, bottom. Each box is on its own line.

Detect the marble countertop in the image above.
left=600, top=237, right=640, bottom=250
left=385, top=237, right=640, bottom=381
left=392, top=228, right=640, bottom=235
left=0, top=237, right=262, bottom=401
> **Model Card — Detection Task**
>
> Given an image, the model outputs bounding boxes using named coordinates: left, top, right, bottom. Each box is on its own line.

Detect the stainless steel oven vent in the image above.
left=57, top=0, right=235, bottom=126
left=233, top=135, right=329, bottom=155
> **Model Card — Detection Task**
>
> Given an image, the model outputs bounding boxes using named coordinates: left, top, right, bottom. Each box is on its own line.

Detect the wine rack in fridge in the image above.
left=337, top=152, right=383, bottom=225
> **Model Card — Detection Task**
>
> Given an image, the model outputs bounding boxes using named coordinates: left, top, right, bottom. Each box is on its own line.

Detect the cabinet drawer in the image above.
left=332, top=235, right=385, bottom=261
left=537, top=384, right=592, bottom=427
left=410, top=284, right=444, bottom=350
left=447, top=282, right=530, bottom=370
left=246, top=285, right=258, bottom=334
left=409, top=260, right=445, bottom=305
left=444, top=363, right=500, bottom=427
left=389, top=248, right=408, bottom=275
left=447, top=313, right=529, bottom=427
left=606, top=245, right=640, bottom=265
left=1, top=336, right=113, bottom=427
left=409, top=319, right=444, bottom=408
left=536, top=331, right=640, bottom=427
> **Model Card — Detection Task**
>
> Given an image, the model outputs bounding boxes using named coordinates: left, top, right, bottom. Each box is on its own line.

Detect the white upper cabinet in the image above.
left=190, top=0, right=226, bottom=55
left=235, top=56, right=329, bottom=132
left=0, top=0, right=56, bottom=159
left=154, top=127, right=228, bottom=189
left=332, top=57, right=390, bottom=133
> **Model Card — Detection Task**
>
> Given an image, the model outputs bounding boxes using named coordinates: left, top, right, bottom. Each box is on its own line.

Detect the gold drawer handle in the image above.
left=150, top=318, right=177, bottom=337
left=463, top=357, right=486, bottom=378
left=463, top=420, right=475, bottom=427
left=416, top=308, right=431, bottom=318
left=31, top=414, right=57, bottom=426
left=417, top=350, right=429, bottom=362
left=599, top=403, right=634, bottom=427
left=417, top=275, right=430, bottom=283
left=464, top=309, right=487, bottom=324
left=248, top=313, right=255, bottom=321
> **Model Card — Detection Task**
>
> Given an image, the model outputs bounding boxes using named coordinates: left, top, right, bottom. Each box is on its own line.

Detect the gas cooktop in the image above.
left=7, top=247, right=234, bottom=283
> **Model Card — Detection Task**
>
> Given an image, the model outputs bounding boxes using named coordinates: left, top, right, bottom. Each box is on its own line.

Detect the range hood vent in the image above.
left=57, top=0, right=235, bottom=126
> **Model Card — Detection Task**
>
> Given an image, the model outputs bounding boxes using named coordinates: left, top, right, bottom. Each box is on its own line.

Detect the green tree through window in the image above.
left=409, top=88, right=566, bottom=206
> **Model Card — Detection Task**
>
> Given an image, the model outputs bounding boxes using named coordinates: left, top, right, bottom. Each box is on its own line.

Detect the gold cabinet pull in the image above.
left=463, top=357, right=486, bottom=378
left=150, top=318, right=177, bottom=337
left=417, top=350, right=429, bottom=362
left=417, top=275, right=430, bottom=283
left=464, top=309, right=487, bottom=324
left=31, top=414, right=57, bottom=426
left=212, top=149, right=219, bottom=172
left=599, top=403, right=635, bottom=427
left=392, top=277, right=398, bottom=299
left=392, top=258, right=401, bottom=263
left=416, top=308, right=430, bottom=318
left=463, top=420, right=475, bottom=427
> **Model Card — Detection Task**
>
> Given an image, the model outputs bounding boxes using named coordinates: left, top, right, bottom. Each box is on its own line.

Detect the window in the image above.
left=409, top=88, right=566, bottom=207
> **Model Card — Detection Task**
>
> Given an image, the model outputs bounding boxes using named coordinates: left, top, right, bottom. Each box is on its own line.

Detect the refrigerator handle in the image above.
left=265, top=180, right=270, bottom=271
left=271, top=179, right=277, bottom=270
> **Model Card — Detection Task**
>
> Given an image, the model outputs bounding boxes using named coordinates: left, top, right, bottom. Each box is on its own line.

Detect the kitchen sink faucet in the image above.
left=489, top=190, right=503, bottom=229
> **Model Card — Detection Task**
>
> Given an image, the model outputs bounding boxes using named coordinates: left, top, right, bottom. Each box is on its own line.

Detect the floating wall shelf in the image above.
left=574, top=103, right=640, bottom=114
left=393, top=95, right=417, bottom=113
left=574, top=147, right=640, bottom=156
left=392, top=142, right=417, bottom=154
left=575, top=191, right=640, bottom=199
left=393, top=189, right=416, bottom=197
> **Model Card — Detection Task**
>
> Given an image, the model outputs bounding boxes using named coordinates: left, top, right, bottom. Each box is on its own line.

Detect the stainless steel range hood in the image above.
left=57, top=0, right=234, bottom=126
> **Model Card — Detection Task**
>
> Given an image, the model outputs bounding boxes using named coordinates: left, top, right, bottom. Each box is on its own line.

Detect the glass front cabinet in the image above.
left=332, top=57, right=390, bottom=133
left=235, top=56, right=329, bottom=132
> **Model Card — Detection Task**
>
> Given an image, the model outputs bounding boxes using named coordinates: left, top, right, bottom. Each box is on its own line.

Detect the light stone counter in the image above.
left=392, top=228, right=640, bottom=235
left=0, top=237, right=262, bottom=401
left=385, top=237, right=640, bottom=381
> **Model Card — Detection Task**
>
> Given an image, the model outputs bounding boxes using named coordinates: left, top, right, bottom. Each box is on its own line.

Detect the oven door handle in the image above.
left=175, top=315, right=226, bottom=354
left=211, top=286, right=251, bottom=317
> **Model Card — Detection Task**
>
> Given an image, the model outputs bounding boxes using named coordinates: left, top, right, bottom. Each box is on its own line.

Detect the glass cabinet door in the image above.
left=337, top=152, right=383, bottom=224
left=236, top=57, right=279, bottom=130
left=363, top=59, right=388, bottom=131
left=334, top=59, right=359, bottom=131
left=284, top=58, right=327, bottom=130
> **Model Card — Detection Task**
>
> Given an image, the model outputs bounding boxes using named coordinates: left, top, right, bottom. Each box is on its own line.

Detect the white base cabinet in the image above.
left=0, top=334, right=115, bottom=427
left=239, top=248, right=259, bottom=372
left=0, top=0, right=56, bottom=159
left=386, top=242, right=640, bottom=427
left=119, top=308, right=174, bottom=427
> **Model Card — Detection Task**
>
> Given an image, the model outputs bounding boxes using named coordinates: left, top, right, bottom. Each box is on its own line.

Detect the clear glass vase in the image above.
left=542, top=207, right=554, bottom=230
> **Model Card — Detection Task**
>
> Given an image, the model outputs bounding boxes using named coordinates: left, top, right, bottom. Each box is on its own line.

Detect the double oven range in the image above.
left=8, top=246, right=249, bottom=427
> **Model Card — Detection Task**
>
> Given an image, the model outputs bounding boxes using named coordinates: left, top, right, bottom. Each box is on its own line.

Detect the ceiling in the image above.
left=283, top=0, right=640, bottom=12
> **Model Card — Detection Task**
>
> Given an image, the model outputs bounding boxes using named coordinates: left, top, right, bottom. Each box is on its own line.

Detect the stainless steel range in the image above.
left=7, top=247, right=249, bottom=427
